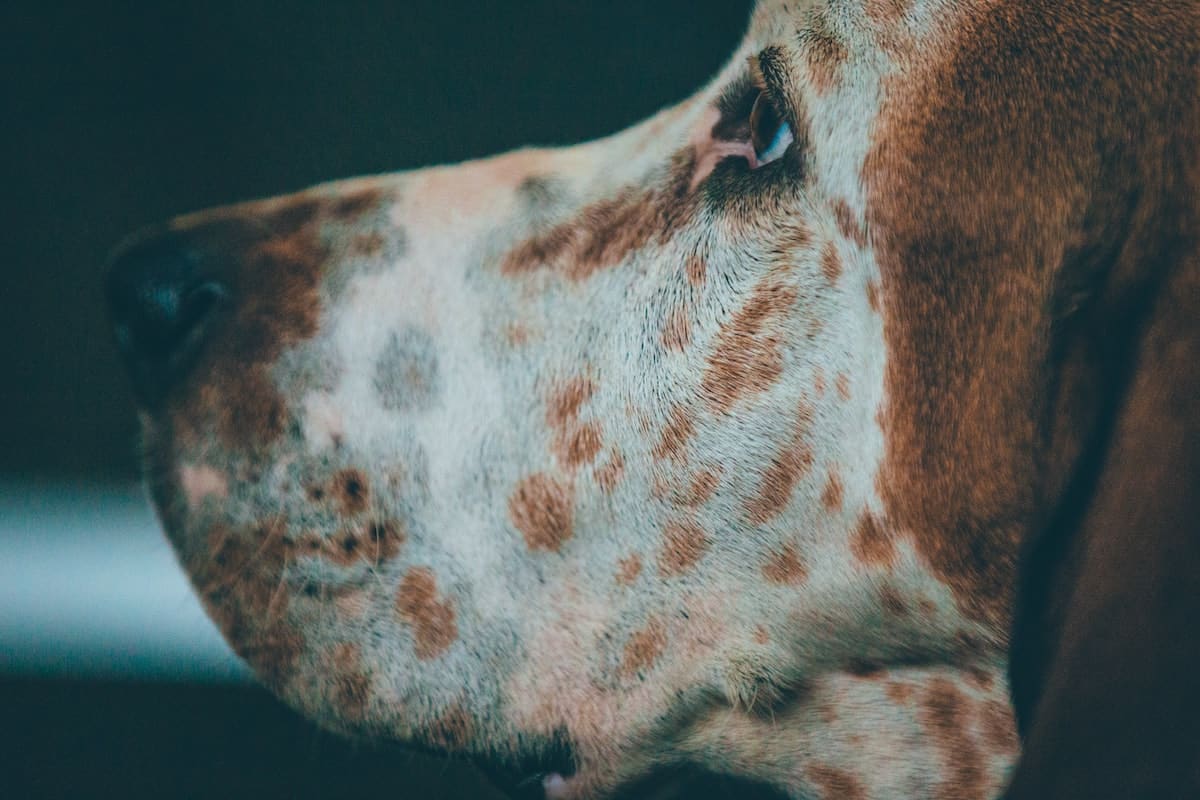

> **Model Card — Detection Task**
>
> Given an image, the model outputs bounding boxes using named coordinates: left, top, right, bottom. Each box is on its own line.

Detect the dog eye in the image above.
left=750, top=91, right=793, bottom=167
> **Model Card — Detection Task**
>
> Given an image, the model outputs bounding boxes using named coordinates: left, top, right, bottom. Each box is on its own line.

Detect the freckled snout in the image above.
left=105, top=229, right=230, bottom=407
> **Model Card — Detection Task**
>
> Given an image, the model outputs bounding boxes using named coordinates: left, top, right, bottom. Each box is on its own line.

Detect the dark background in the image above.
left=1, top=2, right=761, bottom=798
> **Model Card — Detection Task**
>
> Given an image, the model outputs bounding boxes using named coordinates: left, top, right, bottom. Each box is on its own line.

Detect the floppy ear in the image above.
left=1004, top=72, right=1200, bottom=800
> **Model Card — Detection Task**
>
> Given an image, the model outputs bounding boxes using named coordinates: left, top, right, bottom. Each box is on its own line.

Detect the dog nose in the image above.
left=105, top=229, right=229, bottom=406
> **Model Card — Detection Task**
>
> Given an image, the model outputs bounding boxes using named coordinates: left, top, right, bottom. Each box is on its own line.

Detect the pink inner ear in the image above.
left=689, top=107, right=759, bottom=191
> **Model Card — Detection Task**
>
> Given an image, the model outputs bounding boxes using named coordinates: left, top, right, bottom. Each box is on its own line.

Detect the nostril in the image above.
left=105, top=230, right=229, bottom=406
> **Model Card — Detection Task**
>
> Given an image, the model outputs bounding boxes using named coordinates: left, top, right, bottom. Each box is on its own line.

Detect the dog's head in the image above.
left=106, top=1, right=1198, bottom=797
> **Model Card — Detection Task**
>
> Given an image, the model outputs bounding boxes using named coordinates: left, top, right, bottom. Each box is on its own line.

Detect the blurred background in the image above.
left=1, top=1, right=760, bottom=797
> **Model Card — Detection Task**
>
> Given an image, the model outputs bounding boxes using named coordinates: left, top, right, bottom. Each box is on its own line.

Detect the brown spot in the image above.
left=556, top=422, right=604, bottom=468
left=966, top=667, right=995, bottom=692
left=802, top=22, right=848, bottom=96
left=618, top=618, right=667, bottom=679
left=835, top=373, right=852, bottom=401
left=879, top=584, right=910, bottom=616
left=547, top=377, right=596, bottom=430
left=396, top=567, right=458, bottom=661
left=681, top=467, right=721, bottom=507
left=980, top=698, right=1018, bottom=754
left=661, top=305, right=692, bottom=352
left=921, top=678, right=987, bottom=800
left=615, top=554, right=643, bottom=586
left=762, top=542, right=808, bottom=585
left=865, top=0, right=913, bottom=25
left=686, top=254, right=707, bottom=286
left=807, top=764, right=866, bottom=800
left=813, top=368, right=827, bottom=397
left=333, top=469, right=370, bottom=516
left=746, top=402, right=815, bottom=524
left=658, top=520, right=710, bottom=576
left=350, top=231, right=385, bottom=257
left=866, top=279, right=881, bottom=313
left=329, top=187, right=384, bottom=220
left=850, top=511, right=895, bottom=567
left=833, top=199, right=867, bottom=249
left=309, top=518, right=405, bottom=568
left=547, top=377, right=603, bottom=468
left=594, top=451, right=626, bottom=494
left=501, top=154, right=697, bottom=282
left=700, top=275, right=798, bottom=412
left=653, top=405, right=696, bottom=462
left=509, top=474, right=574, bottom=552
left=504, top=322, right=531, bottom=346
left=820, top=240, right=842, bottom=284
left=753, top=626, right=771, bottom=645
left=821, top=468, right=844, bottom=511
left=887, top=681, right=914, bottom=704
left=330, top=643, right=372, bottom=718
left=426, top=704, right=474, bottom=752
left=208, top=369, right=289, bottom=447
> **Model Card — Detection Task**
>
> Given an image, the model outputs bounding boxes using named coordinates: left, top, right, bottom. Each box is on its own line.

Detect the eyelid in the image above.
left=747, top=48, right=798, bottom=126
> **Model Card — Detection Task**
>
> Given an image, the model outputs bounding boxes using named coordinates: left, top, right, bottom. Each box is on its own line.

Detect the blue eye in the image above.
left=750, top=91, right=794, bottom=167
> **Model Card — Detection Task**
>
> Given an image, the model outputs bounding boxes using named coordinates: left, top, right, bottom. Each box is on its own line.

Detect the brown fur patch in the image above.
left=619, top=618, right=667, bottom=679
left=330, top=642, right=372, bottom=719
left=594, top=451, right=625, bottom=494
left=426, top=704, right=475, bottom=752
left=746, top=402, right=815, bottom=524
left=802, top=24, right=849, bottom=97
left=753, top=626, right=771, bottom=645
left=865, top=0, right=913, bottom=25
left=661, top=305, right=692, bottom=352
left=879, top=584, right=910, bottom=616
left=328, top=187, right=384, bottom=221
left=333, top=469, right=370, bottom=516
left=301, top=517, right=405, bottom=568
left=547, top=377, right=602, bottom=468
left=762, top=542, right=808, bottom=585
left=349, top=231, right=385, bottom=258
left=547, top=377, right=596, bottom=429
left=980, top=698, right=1018, bottom=754
left=686, top=254, right=707, bottom=286
left=820, top=240, right=842, bottom=284
left=887, top=681, right=914, bottom=704
left=821, top=468, right=844, bottom=511
left=835, top=373, right=852, bottom=401
left=833, top=199, right=867, bottom=249
left=850, top=511, right=894, bottom=567
left=396, top=567, right=458, bottom=661
left=653, top=405, right=696, bottom=462
left=682, top=467, right=721, bottom=507
left=808, top=764, right=866, bottom=800
left=173, top=201, right=327, bottom=450
left=701, top=274, right=799, bottom=412
left=866, top=279, right=881, bottom=313
left=615, top=554, right=643, bottom=586
left=658, top=520, right=710, bottom=576
left=501, top=153, right=696, bottom=282
left=556, top=422, right=604, bottom=468
left=194, top=520, right=305, bottom=689
left=509, top=474, right=574, bottom=552
left=921, top=678, right=987, bottom=800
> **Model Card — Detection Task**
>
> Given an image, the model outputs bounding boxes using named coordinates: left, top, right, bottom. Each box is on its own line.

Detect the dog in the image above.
left=105, top=1, right=1199, bottom=797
